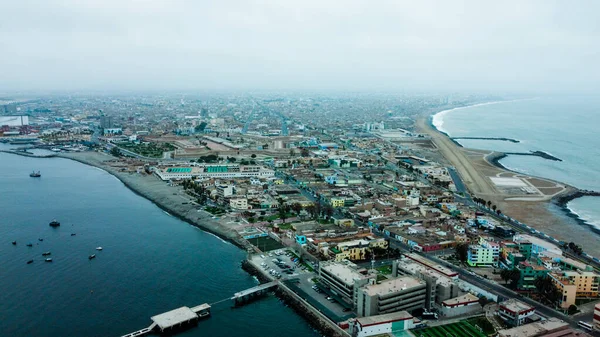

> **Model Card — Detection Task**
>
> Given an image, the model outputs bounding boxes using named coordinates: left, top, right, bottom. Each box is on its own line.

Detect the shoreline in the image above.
left=428, top=104, right=600, bottom=240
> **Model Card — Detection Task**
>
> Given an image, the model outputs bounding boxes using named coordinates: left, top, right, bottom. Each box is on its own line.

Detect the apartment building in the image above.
left=467, top=237, right=499, bottom=267
left=498, top=299, right=535, bottom=327
left=549, top=270, right=600, bottom=308
left=318, top=261, right=374, bottom=308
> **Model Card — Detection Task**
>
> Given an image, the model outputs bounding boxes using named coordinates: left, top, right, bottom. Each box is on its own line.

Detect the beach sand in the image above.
left=417, top=118, right=600, bottom=257
left=56, top=151, right=251, bottom=249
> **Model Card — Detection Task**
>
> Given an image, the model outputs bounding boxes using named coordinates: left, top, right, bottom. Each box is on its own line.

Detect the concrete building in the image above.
left=439, top=293, right=481, bottom=317
left=229, top=198, right=249, bottom=210
left=495, top=318, right=570, bottom=337
left=498, top=299, right=535, bottom=327
left=513, top=234, right=562, bottom=257
left=349, top=311, right=416, bottom=337
left=154, top=164, right=274, bottom=180
left=318, top=261, right=374, bottom=308
left=549, top=270, right=600, bottom=309
left=357, top=276, right=427, bottom=317
left=467, top=237, right=499, bottom=267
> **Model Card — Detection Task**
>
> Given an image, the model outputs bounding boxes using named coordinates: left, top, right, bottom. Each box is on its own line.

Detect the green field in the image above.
left=247, top=236, right=284, bottom=252
left=413, top=320, right=488, bottom=337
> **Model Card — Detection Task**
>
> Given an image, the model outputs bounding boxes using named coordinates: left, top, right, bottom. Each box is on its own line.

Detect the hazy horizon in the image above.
left=1, top=1, right=599, bottom=93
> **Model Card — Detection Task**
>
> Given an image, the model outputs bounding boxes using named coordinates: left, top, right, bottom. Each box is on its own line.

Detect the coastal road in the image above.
left=416, top=118, right=497, bottom=198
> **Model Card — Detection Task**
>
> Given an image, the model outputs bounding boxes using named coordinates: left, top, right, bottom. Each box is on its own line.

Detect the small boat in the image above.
left=26, top=243, right=33, bottom=247
left=12, top=241, right=16, bottom=245
left=71, top=233, right=76, bottom=236
left=42, top=251, right=51, bottom=256
left=45, top=258, right=53, bottom=262
left=38, top=238, right=44, bottom=242
left=49, top=220, right=60, bottom=227
left=27, top=260, right=34, bottom=264
left=88, top=254, right=96, bottom=260
left=96, top=247, right=103, bottom=251
left=30, top=171, right=41, bottom=178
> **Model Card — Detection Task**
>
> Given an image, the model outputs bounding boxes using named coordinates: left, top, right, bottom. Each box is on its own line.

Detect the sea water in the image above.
left=432, top=96, right=600, bottom=231
left=0, top=151, right=319, bottom=337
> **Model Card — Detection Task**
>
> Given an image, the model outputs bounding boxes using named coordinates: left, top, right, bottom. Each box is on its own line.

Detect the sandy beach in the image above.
left=55, top=151, right=252, bottom=250
left=417, top=117, right=600, bottom=257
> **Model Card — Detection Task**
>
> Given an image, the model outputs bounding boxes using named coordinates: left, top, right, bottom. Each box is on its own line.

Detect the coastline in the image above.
left=427, top=103, right=600, bottom=251
left=1, top=149, right=252, bottom=251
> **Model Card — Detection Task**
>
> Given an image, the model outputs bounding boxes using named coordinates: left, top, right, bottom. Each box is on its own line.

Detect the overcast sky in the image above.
left=1, top=0, right=599, bottom=93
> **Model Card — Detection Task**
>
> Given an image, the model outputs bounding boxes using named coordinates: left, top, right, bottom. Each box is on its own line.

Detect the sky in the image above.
left=1, top=0, right=599, bottom=93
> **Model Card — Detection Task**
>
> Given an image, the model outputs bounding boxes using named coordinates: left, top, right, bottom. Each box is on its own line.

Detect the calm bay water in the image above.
left=0, top=151, right=318, bottom=337
left=432, top=96, right=600, bottom=231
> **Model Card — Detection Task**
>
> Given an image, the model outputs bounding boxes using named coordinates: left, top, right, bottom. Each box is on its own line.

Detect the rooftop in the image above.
left=442, top=293, right=479, bottom=307
left=151, top=306, right=198, bottom=329
left=499, top=299, right=535, bottom=314
left=320, top=262, right=369, bottom=285
left=496, top=318, right=569, bottom=337
left=356, top=311, right=413, bottom=327
left=362, top=276, right=425, bottom=296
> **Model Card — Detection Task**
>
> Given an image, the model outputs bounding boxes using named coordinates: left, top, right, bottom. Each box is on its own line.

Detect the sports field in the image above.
left=247, top=236, right=284, bottom=251
left=412, top=320, right=487, bottom=337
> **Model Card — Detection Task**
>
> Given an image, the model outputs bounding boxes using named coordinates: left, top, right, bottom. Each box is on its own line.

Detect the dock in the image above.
left=232, top=280, right=278, bottom=306
left=120, top=304, right=210, bottom=337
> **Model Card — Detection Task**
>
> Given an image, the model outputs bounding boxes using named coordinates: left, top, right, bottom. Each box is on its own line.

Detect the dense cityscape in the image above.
left=1, top=92, right=599, bottom=337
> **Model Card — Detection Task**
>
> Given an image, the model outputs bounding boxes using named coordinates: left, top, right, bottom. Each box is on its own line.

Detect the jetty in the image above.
left=232, top=280, right=278, bottom=306
left=451, top=136, right=520, bottom=143
left=119, top=282, right=278, bottom=336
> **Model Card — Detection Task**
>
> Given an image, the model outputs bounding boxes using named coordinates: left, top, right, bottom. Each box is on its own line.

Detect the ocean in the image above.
left=432, top=96, right=600, bottom=231
left=0, top=150, right=319, bottom=337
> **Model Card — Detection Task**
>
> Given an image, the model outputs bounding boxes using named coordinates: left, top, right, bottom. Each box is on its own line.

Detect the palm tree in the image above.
left=487, top=201, right=492, bottom=208
left=492, top=205, right=497, bottom=212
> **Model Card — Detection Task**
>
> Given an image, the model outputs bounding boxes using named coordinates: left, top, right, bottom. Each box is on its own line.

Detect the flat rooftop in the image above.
left=362, top=276, right=425, bottom=296
left=151, top=307, right=197, bottom=330
left=442, top=293, right=479, bottom=307
left=403, top=253, right=458, bottom=278
left=500, top=299, right=534, bottom=314
left=395, top=260, right=454, bottom=287
left=497, top=318, right=568, bottom=337
left=356, top=311, right=413, bottom=327
left=320, top=262, right=368, bottom=286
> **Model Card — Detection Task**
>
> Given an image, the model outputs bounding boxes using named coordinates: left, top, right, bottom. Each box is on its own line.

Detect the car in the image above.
left=342, top=308, right=351, bottom=312
left=260, top=255, right=265, bottom=259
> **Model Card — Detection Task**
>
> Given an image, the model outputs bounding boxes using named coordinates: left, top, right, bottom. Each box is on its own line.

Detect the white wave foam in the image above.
left=203, top=229, right=232, bottom=245
left=567, top=203, right=600, bottom=229
left=431, top=98, right=536, bottom=135
left=163, top=210, right=172, bottom=217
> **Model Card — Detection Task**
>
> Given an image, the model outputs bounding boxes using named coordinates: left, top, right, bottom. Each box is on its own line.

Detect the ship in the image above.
left=30, top=171, right=41, bottom=178
left=49, top=220, right=60, bottom=227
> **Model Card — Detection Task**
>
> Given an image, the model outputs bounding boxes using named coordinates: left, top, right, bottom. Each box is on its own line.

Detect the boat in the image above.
left=12, top=241, right=16, bottom=245
left=27, top=260, right=33, bottom=264
left=49, top=220, right=60, bottom=227
left=96, top=247, right=103, bottom=251
left=71, top=233, right=76, bottom=236
left=45, top=258, right=53, bottom=262
left=42, top=251, right=51, bottom=256
left=26, top=243, right=33, bottom=247
left=88, top=254, right=96, bottom=260
left=29, top=171, right=41, bottom=178
left=38, top=238, right=43, bottom=242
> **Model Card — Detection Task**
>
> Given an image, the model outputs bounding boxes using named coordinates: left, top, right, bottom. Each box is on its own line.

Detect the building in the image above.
left=517, top=260, right=549, bottom=291
left=357, top=276, right=427, bottom=317
left=349, top=311, right=416, bottom=337
left=154, top=164, right=275, bottom=181
left=513, top=234, right=562, bottom=257
left=495, top=318, right=569, bottom=337
left=0, top=115, right=28, bottom=127
left=229, top=198, right=249, bottom=210
left=467, top=237, right=500, bottom=267
left=216, top=184, right=234, bottom=198
left=331, top=197, right=345, bottom=208
left=498, top=299, right=535, bottom=327
left=439, top=293, right=481, bottom=317
left=318, top=261, right=374, bottom=308
left=330, top=238, right=389, bottom=262
left=549, top=270, right=600, bottom=308
left=100, top=115, right=113, bottom=128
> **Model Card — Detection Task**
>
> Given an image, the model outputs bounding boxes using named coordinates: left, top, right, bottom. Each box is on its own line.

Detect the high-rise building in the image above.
left=100, top=115, right=113, bottom=129
left=357, top=276, right=427, bottom=317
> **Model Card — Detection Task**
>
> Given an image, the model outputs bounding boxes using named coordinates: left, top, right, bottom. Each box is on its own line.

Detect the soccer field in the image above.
left=412, top=320, right=487, bottom=337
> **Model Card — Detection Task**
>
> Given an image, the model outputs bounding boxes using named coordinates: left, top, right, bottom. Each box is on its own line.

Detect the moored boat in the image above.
left=88, top=254, right=96, bottom=260
left=12, top=241, right=16, bottom=245
left=45, top=258, right=53, bottom=262
left=42, top=251, right=51, bottom=256
left=26, top=243, right=33, bottom=247
left=49, top=220, right=60, bottom=227
left=27, top=260, right=34, bottom=264
left=96, top=247, right=103, bottom=251
left=30, top=171, right=41, bottom=178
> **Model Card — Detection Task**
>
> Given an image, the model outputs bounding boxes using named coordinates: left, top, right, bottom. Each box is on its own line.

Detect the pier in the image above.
left=119, top=281, right=279, bottom=336
left=232, top=280, right=278, bottom=306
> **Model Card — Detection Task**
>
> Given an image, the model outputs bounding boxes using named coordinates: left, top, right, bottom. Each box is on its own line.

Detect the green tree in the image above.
left=251, top=154, right=257, bottom=159
left=455, top=243, right=469, bottom=263
left=568, top=304, right=578, bottom=315
left=289, top=149, right=296, bottom=157
left=110, top=147, right=121, bottom=157
left=500, top=269, right=512, bottom=284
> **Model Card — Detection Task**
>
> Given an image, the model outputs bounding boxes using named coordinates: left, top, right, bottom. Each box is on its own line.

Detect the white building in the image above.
left=349, top=311, right=415, bottom=337
left=318, top=261, right=374, bottom=308
left=357, top=276, right=427, bottom=317
left=498, top=299, right=535, bottom=327
left=439, top=294, right=481, bottom=317
left=229, top=198, right=248, bottom=210
left=154, top=164, right=274, bottom=181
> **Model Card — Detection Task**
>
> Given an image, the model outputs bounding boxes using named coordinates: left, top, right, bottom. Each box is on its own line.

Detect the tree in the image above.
left=455, top=243, right=469, bottom=263
left=478, top=296, right=492, bottom=307
left=324, top=205, right=334, bottom=219
left=500, top=269, right=512, bottom=284
left=110, top=147, right=121, bottom=157
left=496, top=210, right=502, bottom=216
left=291, top=203, right=302, bottom=215
left=195, top=121, right=208, bottom=132
left=487, top=201, right=492, bottom=208
left=492, top=205, right=497, bottom=212
left=289, top=149, right=296, bottom=157
left=300, top=148, right=310, bottom=157
left=251, top=154, right=257, bottom=159
left=568, top=304, right=578, bottom=315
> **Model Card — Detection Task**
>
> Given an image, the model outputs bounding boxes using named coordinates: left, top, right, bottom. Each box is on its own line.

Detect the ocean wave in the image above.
left=567, top=202, right=600, bottom=229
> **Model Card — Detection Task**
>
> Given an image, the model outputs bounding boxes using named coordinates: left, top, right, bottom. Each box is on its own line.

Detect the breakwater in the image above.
left=487, top=151, right=562, bottom=171
left=553, top=189, right=600, bottom=207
